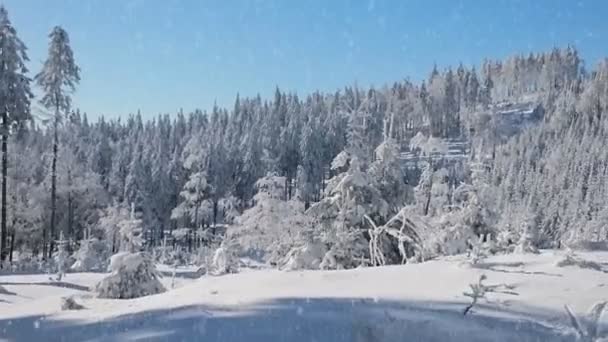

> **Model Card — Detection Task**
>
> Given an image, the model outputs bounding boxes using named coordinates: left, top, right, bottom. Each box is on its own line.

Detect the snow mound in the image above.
left=95, top=252, right=165, bottom=299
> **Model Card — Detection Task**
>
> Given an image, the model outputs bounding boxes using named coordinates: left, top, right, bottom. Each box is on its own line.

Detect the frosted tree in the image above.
left=96, top=203, right=165, bottom=299
left=410, top=132, right=448, bottom=216
left=0, top=6, right=32, bottom=263
left=308, top=149, right=390, bottom=269
left=54, top=231, right=70, bottom=281
left=119, top=203, right=144, bottom=253
left=97, top=203, right=130, bottom=253
left=228, top=173, right=310, bottom=264
left=171, top=170, right=210, bottom=229
left=298, top=116, right=323, bottom=207
left=70, top=237, right=109, bottom=272
left=35, top=26, right=80, bottom=259
left=369, top=115, right=409, bottom=210
left=6, top=132, right=43, bottom=262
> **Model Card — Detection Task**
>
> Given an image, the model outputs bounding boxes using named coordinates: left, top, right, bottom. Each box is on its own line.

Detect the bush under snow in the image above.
left=280, top=241, right=327, bottom=271
left=95, top=252, right=165, bottom=299
left=210, top=240, right=240, bottom=275
left=61, top=296, right=85, bottom=311
left=71, top=238, right=110, bottom=272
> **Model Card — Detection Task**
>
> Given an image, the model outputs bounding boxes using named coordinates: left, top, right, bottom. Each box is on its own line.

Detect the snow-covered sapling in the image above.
left=70, top=238, right=109, bottom=272
left=514, top=221, right=539, bottom=254
left=556, top=248, right=603, bottom=272
left=564, top=301, right=608, bottom=342
left=463, top=274, right=488, bottom=316
left=467, top=234, right=492, bottom=266
left=54, top=232, right=70, bottom=281
left=210, top=239, right=240, bottom=275
left=61, top=296, right=85, bottom=311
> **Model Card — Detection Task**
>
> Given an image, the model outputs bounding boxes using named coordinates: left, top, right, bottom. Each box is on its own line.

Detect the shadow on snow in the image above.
left=0, top=297, right=574, bottom=342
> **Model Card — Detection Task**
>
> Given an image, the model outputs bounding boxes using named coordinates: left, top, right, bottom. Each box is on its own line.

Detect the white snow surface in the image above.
left=0, top=250, right=607, bottom=341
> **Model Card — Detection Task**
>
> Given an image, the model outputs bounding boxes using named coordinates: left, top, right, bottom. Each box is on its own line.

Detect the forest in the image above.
left=0, top=4, right=606, bottom=274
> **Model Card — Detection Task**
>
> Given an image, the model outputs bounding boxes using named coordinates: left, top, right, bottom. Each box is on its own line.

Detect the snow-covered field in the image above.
left=1, top=250, right=607, bottom=341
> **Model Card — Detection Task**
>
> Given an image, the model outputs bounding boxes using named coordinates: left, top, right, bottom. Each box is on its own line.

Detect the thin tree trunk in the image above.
left=212, top=200, right=218, bottom=233
left=9, top=228, right=15, bottom=263
left=423, top=158, right=433, bottom=216
left=67, top=168, right=73, bottom=252
left=49, top=110, right=58, bottom=259
left=1, top=110, right=8, bottom=265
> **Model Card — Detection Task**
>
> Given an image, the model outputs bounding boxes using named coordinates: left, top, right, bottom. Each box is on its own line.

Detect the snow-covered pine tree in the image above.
left=0, top=6, right=32, bottom=264
left=308, top=145, right=390, bottom=269
left=35, top=26, right=80, bottom=259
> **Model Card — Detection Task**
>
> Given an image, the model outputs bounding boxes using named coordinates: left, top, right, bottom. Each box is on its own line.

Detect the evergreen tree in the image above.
left=0, top=7, right=32, bottom=263
left=35, top=26, right=80, bottom=259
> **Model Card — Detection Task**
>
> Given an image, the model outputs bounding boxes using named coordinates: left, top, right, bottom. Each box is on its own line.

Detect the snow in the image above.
left=0, top=250, right=606, bottom=341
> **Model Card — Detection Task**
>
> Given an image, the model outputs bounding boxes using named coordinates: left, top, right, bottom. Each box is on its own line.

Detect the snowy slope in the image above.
left=1, top=250, right=607, bottom=341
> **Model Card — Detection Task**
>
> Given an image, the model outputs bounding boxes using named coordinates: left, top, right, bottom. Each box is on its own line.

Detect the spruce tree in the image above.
left=35, top=26, right=80, bottom=259
left=0, top=6, right=32, bottom=263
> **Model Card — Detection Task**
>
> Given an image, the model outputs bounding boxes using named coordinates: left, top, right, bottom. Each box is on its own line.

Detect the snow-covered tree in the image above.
left=0, top=6, right=32, bottom=263
left=307, top=149, right=390, bottom=269
left=228, top=173, right=311, bottom=264
left=95, top=251, right=165, bottom=299
left=53, top=231, right=70, bottom=280
left=118, top=203, right=144, bottom=253
left=70, top=237, right=110, bottom=272
left=35, top=26, right=80, bottom=259
left=171, top=171, right=211, bottom=229
left=95, top=205, right=164, bottom=298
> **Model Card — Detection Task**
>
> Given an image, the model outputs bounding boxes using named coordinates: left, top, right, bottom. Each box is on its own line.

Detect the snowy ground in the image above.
left=1, top=250, right=607, bottom=341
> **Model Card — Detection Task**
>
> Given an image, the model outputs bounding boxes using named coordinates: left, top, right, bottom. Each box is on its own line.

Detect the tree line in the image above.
left=0, top=4, right=598, bottom=264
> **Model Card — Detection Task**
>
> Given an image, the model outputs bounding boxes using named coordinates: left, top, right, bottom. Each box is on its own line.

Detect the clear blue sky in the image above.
left=4, top=0, right=608, bottom=119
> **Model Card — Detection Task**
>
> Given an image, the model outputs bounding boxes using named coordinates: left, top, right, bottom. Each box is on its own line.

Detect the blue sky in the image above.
left=4, top=0, right=608, bottom=119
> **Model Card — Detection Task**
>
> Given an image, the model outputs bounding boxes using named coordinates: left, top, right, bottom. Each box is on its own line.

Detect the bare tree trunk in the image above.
left=212, top=200, right=218, bottom=234
left=67, top=168, right=73, bottom=252
left=49, top=112, right=58, bottom=260
left=9, top=228, right=15, bottom=263
left=423, top=158, right=433, bottom=216
left=1, top=110, right=8, bottom=265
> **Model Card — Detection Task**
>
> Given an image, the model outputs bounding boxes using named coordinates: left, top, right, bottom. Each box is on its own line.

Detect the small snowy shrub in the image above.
left=0, top=285, right=14, bottom=295
left=419, top=211, right=477, bottom=259
left=514, top=220, right=539, bottom=254
left=564, top=301, right=608, bottom=342
left=467, top=234, right=493, bottom=266
left=71, top=238, right=110, bottom=272
left=556, top=249, right=603, bottom=271
left=53, top=232, right=72, bottom=281
left=280, top=241, right=326, bottom=271
left=210, top=240, right=240, bottom=275
left=319, top=226, right=366, bottom=270
left=463, top=274, right=488, bottom=316
left=95, top=252, right=165, bottom=299
left=61, top=296, right=85, bottom=311
left=463, top=274, right=518, bottom=315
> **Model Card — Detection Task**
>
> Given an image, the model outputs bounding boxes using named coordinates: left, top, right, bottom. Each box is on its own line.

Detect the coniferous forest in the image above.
left=4, top=3, right=608, bottom=341
left=0, top=5, right=605, bottom=271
